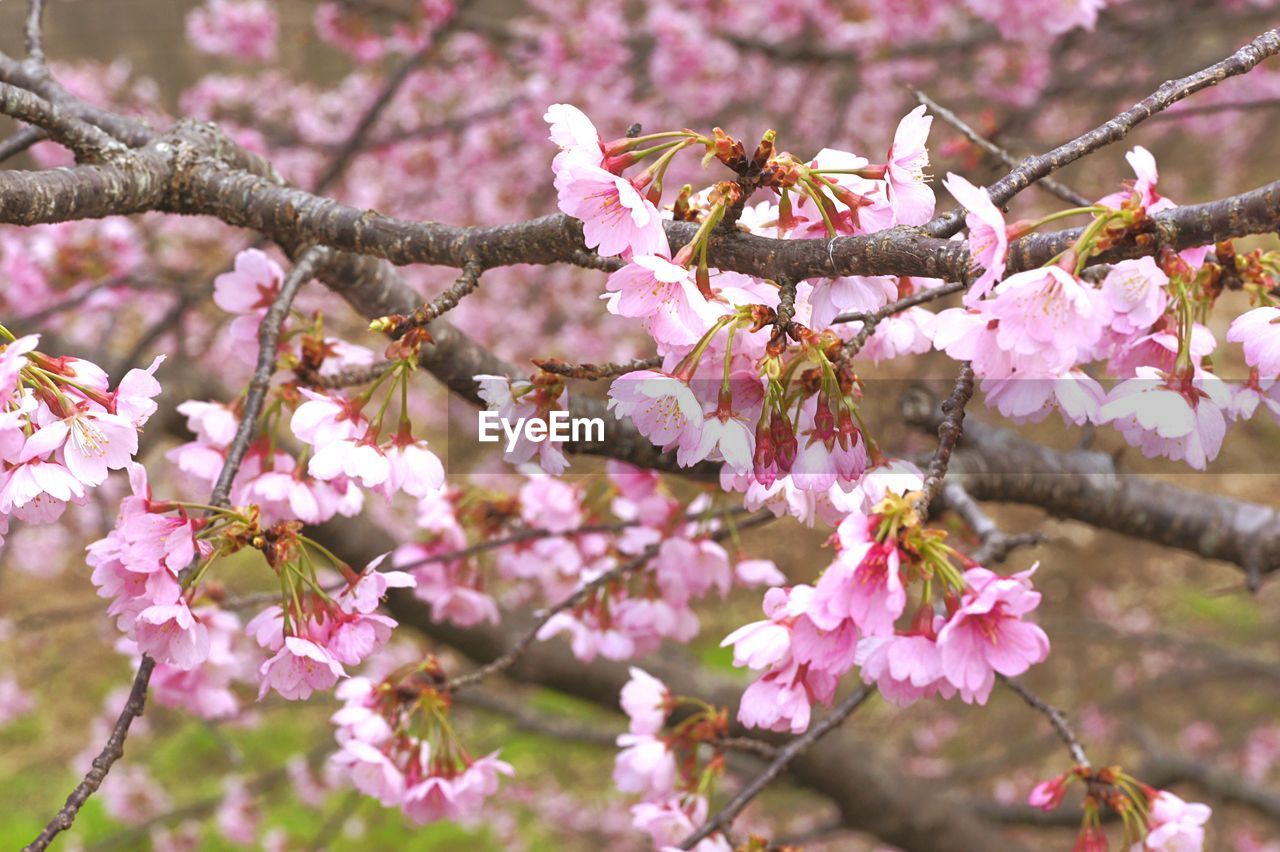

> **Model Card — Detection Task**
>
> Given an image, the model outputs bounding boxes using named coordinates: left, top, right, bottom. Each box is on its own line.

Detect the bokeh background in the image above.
left=0, top=1, right=1278, bottom=849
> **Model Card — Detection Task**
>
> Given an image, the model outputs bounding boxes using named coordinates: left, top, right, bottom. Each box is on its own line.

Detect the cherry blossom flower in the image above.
left=1098, top=146, right=1173, bottom=214
left=885, top=105, right=935, bottom=226
left=519, top=476, right=583, bottom=532
left=331, top=740, right=406, bottom=806
left=213, top=247, right=282, bottom=315
left=810, top=536, right=906, bottom=637
left=1227, top=306, right=1280, bottom=380
left=544, top=102, right=603, bottom=168
left=604, top=254, right=718, bottom=347
left=1139, top=791, right=1211, bottom=851
left=856, top=630, right=952, bottom=707
left=21, top=407, right=138, bottom=487
left=936, top=565, right=1050, bottom=704
left=983, top=265, right=1107, bottom=376
left=613, top=733, right=677, bottom=799
left=1099, top=368, right=1231, bottom=470
left=1099, top=257, right=1169, bottom=339
left=135, top=603, right=212, bottom=670
left=607, top=371, right=704, bottom=448
left=554, top=160, right=667, bottom=258
left=943, top=173, right=1008, bottom=302
left=736, top=660, right=835, bottom=734
left=620, top=667, right=670, bottom=735
left=257, top=636, right=346, bottom=700
left=631, top=795, right=730, bottom=852
left=187, top=0, right=279, bottom=62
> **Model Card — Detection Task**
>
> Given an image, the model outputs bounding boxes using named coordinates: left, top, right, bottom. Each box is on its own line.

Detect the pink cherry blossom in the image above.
left=257, top=636, right=346, bottom=700
left=1098, top=146, right=1173, bottom=213
left=607, top=371, right=703, bottom=449
left=401, top=775, right=462, bottom=824
left=936, top=565, right=1050, bottom=704
left=21, top=408, right=138, bottom=487
left=885, top=105, right=935, bottom=226
left=544, top=102, right=604, bottom=168
left=1227, top=306, right=1280, bottom=380
left=613, top=733, right=677, bottom=799
left=605, top=254, right=717, bottom=347
left=943, top=173, right=1008, bottom=302
left=135, top=603, right=212, bottom=670
left=187, top=0, right=279, bottom=62
left=555, top=160, right=667, bottom=258
left=1099, top=368, right=1231, bottom=470
left=1099, top=257, right=1169, bottom=339
left=736, top=661, right=835, bottom=734
left=983, top=265, right=1106, bottom=376
left=620, top=667, right=670, bottom=735
left=1139, top=791, right=1211, bottom=851
left=331, top=740, right=406, bottom=806
left=856, top=630, right=952, bottom=707
left=519, top=476, right=583, bottom=532
left=213, top=247, right=282, bottom=315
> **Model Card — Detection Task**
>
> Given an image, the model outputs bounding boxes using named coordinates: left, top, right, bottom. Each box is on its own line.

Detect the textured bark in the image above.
left=920, top=415, right=1280, bottom=577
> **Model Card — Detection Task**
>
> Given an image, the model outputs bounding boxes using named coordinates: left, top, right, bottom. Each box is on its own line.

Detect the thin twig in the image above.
left=940, top=482, right=1045, bottom=565
left=1000, top=676, right=1089, bottom=767
left=0, top=82, right=124, bottom=162
left=388, top=257, right=484, bottom=335
left=532, top=355, right=662, bottom=381
left=0, top=123, right=45, bottom=162
left=311, top=42, right=435, bottom=194
left=24, top=0, right=47, bottom=71
left=913, top=89, right=1090, bottom=207
left=445, top=510, right=775, bottom=691
left=679, top=685, right=876, bottom=849
left=25, top=248, right=328, bottom=851
left=916, top=363, right=976, bottom=515
left=924, top=27, right=1280, bottom=238
left=832, top=281, right=965, bottom=359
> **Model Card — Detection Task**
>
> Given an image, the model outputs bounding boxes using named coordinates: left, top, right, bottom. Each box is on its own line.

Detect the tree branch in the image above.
left=679, top=685, right=876, bottom=849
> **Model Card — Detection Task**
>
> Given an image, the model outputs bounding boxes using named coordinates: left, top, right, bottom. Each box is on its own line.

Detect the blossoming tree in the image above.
left=1, top=0, right=1280, bottom=849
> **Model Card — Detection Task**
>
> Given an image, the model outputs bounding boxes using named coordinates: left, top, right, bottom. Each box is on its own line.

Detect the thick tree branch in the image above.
left=903, top=393, right=1280, bottom=577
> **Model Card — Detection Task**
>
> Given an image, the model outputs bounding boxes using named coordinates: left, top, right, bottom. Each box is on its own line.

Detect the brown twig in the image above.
left=913, top=89, right=1090, bottom=207
left=924, top=27, right=1280, bottom=238
left=24, top=0, right=47, bottom=71
left=916, top=364, right=976, bottom=515
left=445, top=510, right=774, bottom=691
left=679, top=685, right=876, bottom=849
left=0, top=81, right=124, bottom=163
left=532, top=355, right=663, bottom=381
left=940, top=483, right=1045, bottom=565
left=25, top=248, right=327, bottom=851
left=1000, top=676, right=1089, bottom=767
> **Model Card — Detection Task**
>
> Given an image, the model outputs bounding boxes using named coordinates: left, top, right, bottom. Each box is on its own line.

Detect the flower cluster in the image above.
left=88, top=465, right=215, bottom=671
left=1029, top=765, right=1212, bottom=851
left=0, top=332, right=160, bottom=542
left=613, top=668, right=732, bottom=852
left=725, top=490, right=1049, bottom=733
left=329, top=661, right=513, bottom=825
left=249, top=549, right=416, bottom=701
